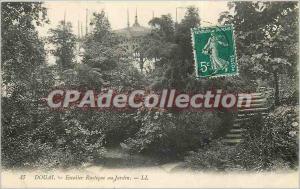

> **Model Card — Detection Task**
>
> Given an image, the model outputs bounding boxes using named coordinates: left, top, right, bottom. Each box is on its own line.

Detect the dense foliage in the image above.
left=1, top=2, right=298, bottom=171
left=185, top=105, right=298, bottom=171
left=48, top=21, right=77, bottom=71
left=184, top=1, right=298, bottom=171
left=122, top=111, right=222, bottom=158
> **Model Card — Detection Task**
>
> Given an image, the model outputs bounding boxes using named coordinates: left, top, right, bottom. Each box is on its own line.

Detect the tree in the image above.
left=149, top=14, right=175, bottom=42
left=1, top=2, right=49, bottom=117
left=48, top=21, right=77, bottom=71
left=219, top=2, right=298, bottom=104
left=82, top=11, right=119, bottom=71
left=144, top=7, right=202, bottom=90
left=175, top=7, right=200, bottom=63
left=1, top=2, right=56, bottom=167
left=170, top=6, right=201, bottom=89
left=2, top=2, right=47, bottom=91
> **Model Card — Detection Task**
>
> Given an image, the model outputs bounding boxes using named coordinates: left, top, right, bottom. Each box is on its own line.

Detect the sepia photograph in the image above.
left=1, top=1, right=299, bottom=188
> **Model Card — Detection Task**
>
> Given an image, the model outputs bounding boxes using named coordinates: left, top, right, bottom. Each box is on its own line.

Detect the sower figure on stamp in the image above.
left=202, top=31, right=229, bottom=74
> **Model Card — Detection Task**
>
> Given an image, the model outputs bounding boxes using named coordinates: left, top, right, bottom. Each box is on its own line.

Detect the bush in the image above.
left=1, top=101, right=107, bottom=168
left=184, top=140, right=236, bottom=171
left=121, top=111, right=222, bottom=158
left=101, top=112, right=140, bottom=147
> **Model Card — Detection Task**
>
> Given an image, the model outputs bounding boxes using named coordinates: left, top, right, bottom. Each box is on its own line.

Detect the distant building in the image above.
left=114, top=9, right=151, bottom=38
left=114, top=9, right=152, bottom=73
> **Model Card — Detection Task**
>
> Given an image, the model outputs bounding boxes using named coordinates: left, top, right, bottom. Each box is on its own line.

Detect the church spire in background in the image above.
left=85, top=9, right=88, bottom=35
left=127, top=8, right=130, bottom=28
left=133, top=8, right=140, bottom=27
left=63, top=9, right=66, bottom=26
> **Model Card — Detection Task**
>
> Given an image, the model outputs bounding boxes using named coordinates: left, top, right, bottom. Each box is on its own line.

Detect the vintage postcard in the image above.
left=1, top=1, right=299, bottom=188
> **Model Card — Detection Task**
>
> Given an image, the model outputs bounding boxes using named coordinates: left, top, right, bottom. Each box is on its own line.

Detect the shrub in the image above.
left=121, top=111, right=222, bottom=158
left=101, top=112, right=140, bottom=147
left=1, top=102, right=107, bottom=168
left=184, top=140, right=236, bottom=171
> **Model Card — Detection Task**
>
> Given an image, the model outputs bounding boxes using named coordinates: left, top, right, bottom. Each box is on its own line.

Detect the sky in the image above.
left=38, top=1, right=229, bottom=37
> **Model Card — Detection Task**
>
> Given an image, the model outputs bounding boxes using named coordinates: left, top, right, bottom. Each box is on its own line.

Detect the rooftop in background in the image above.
left=114, top=8, right=151, bottom=38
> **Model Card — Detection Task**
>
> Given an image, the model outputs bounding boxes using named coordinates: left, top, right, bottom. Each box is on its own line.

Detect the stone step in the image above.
left=251, top=92, right=263, bottom=96
left=238, top=95, right=266, bottom=101
left=239, top=104, right=267, bottom=108
left=237, top=112, right=268, bottom=117
left=250, top=98, right=267, bottom=102
left=232, top=124, right=242, bottom=129
left=238, top=98, right=267, bottom=107
left=239, top=103, right=266, bottom=109
left=239, top=93, right=265, bottom=99
left=249, top=103, right=267, bottom=108
left=235, top=117, right=251, bottom=122
left=238, top=107, right=269, bottom=113
left=230, top=129, right=245, bottom=134
left=233, top=123, right=240, bottom=127
left=223, top=138, right=242, bottom=145
left=225, top=133, right=242, bottom=139
left=238, top=93, right=263, bottom=97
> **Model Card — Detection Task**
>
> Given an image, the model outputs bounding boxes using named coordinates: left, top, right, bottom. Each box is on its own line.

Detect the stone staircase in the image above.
left=222, top=91, right=272, bottom=145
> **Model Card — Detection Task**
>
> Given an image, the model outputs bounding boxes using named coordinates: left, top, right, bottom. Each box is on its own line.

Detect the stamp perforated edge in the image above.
left=191, top=27, right=199, bottom=78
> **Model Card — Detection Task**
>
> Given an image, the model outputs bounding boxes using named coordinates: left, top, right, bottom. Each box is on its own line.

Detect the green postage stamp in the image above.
left=191, top=25, right=238, bottom=78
